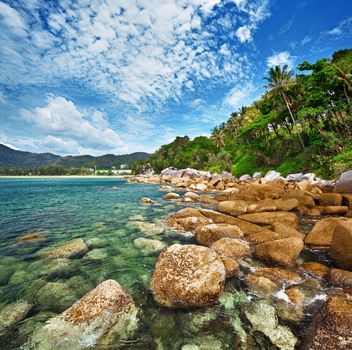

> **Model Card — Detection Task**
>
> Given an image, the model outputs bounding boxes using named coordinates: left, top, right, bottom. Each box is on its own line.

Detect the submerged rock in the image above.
left=150, top=244, right=226, bottom=308
left=0, top=300, right=33, bottom=337
left=132, top=221, right=165, bottom=235
left=40, top=238, right=88, bottom=259
left=245, top=299, right=297, bottom=350
left=85, top=248, right=108, bottom=261
left=16, top=231, right=46, bottom=244
left=140, top=197, right=154, bottom=203
left=255, top=237, right=304, bottom=266
left=29, top=280, right=139, bottom=349
left=133, top=237, right=166, bottom=254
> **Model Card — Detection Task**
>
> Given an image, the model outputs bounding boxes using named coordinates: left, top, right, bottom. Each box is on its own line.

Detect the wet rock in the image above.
left=245, top=299, right=297, bottom=350
left=178, top=309, right=218, bottom=333
left=85, top=248, right=108, bottom=261
left=299, top=262, right=330, bottom=279
left=271, top=222, right=305, bottom=239
left=132, top=221, right=165, bottom=235
left=184, top=192, right=200, bottom=202
left=0, top=300, right=33, bottom=336
left=277, top=300, right=304, bottom=324
left=40, top=238, right=88, bottom=259
left=304, top=292, right=352, bottom=349
left=164, top=192, right=180, bottom=199
left=159, top=185, right=174, bottom=191
left=16, top=231, right=46, bottom=244
left=210, top=238, right=251, bottom=259
left=181, top=335, right=223, bottom=350
left=305, top=218, right=345, bottom=247
left=250, top=267, right=303, bottom=285
left=194, top=224, right=243, bottom=247
left=245, top=275, right=279, bottom=297
left=150, top=313, right=175, bottom=337
left=333, top=170, right=352, bottom=193
left=221, top=257, right=240, bottom=277
left=255, top=237, right=304, bottom=266
left=199, top=194, right=211, bottom=204
left=31, top=257, right=75, bottom=279
left=150, top=244, right=226, bottom=307
left=319, top=193, right=343, bottom=206
left=133, top=237, right=166, bottom=254
left=30, top=280, right=139, bottom=349
left=217, top=200, right=248, bottom=216
left=285, top=287, right=305, bottom=305
left=169, top=216, right=213, bottom=232
left=86, top=237, right=105, bottom=249
left=140, top=197, right=154, bottom=203
left=238, top=211, right=298, bottom=227
left=329, top=268, right=352, bottom=288
left=331, top=220, right=352, bottom=270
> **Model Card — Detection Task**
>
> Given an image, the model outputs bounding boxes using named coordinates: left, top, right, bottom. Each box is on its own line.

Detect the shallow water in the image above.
left=0, top=178, right=334, bottom=349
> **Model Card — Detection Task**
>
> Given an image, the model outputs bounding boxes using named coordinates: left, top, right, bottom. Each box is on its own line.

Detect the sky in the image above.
left=0, top=0, right=351, bottom=156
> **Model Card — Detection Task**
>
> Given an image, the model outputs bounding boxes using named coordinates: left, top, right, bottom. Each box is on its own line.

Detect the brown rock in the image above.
left=255, top=238, right=304, bottom=266
left=275, top=198, right=300, bottom=211
left=199, top=194, right=211, bottom=204
left=194, top=224, right=243, bottom=247
left=217, top=200, right=248, bottom=216
left=140, top=197, right=154, bottom=203
left=210, top=238, right=251, bottom=259
left=16, top=231, right=46, bottom=244
left=271, top=222, right=305, bottom=239
left=183, top=192, right=199, bottom=202
left=150, top=244, right=226, bottom=307
left=319, top=193, right=343, bottom=206
left=331, top=220, right=352, bottom=270
left=172, top=216, right=213, bottom=232
left=329, top=268, right=352, bottom=287
left=168, top=208, right=205, bottom=219
left=164, top=192, right=180, bottom=199
left=245, top=275, right=279, bottom=296
left=238, top=211, right=298, bottom=227
left=299, top=262, right=330, bottom=279
left=221, top=257, right=240, bottom=278
left=247, top=199, right=277, bottom=213
left=342, top=194, right=352, bottom=209
left=252, top=267, right=303, bottom=285
left=283, top=193, right=315, bottom=208
left=305, top=218, right=345, bottom=247
left=320, top=206, right=348, bottom=215
left=40, top=239, right=88, bottom=259
left=286, top=287, right=305, bottom=305
left=304, top=293, right=352, bottom=350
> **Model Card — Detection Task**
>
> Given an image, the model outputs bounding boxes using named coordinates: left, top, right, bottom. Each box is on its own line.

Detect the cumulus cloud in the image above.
left=19, top=95, right=123, bottom=151
left=266, top=51, right=295, bottom=68
left=0, top=2, right=27, bottom=36
left=223, top=82, right=256, bottom=108
left=236, top=26, right=252, bottom=42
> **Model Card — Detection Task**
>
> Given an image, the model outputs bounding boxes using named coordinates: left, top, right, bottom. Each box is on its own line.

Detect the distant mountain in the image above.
left=0, top=144, right=150, bottom=169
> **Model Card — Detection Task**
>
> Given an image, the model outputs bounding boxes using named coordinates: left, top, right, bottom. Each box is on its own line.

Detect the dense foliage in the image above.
left=147, top=48, right=352, bottom=178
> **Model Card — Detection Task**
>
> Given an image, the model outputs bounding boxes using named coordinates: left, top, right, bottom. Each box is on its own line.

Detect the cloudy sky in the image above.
left=0, top=0, right=351, bottom=155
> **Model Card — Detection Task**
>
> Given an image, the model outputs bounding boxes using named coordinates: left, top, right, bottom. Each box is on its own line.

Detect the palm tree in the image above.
left=265, top=65, right=305, bottom=149
left=211, top=128, right=226, bottom=148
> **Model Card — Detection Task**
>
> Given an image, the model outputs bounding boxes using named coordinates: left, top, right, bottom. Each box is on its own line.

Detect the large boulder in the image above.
left=238, top=212, right=298, bottom=227
left=263, top=170, right=282, bottom=181
left=304, top=292, right=352, bottom=350
left=331, top=220, right=352, bottom=270
left=255, top=238, right=304, bottom=266
left=150, top=244, right=226, bottom=308
left=333, top=170, right=352, bottom=193
left=194, top=224, right=243, bottom=246
left=271, top=222, right=305, bottom=239
left=40, top=239, right=88, bottom=259
left=329, top=268, right=352, bottom=288
left=29, top=280, right=138, bottom=349
left=319, top=193, right=343, bottom=206
left=299, top=262, right=330, bottom=279
left=217, top=201, right=248, bottom=216
left=305, top=218, right=346, bottom=247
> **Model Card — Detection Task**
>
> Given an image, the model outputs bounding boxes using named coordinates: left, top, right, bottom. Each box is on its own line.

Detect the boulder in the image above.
left=285, top=287, right=305, bottom=305
left=30, top=280, right=138, bottom=349
left=245, top=275, right=279, bottom=296
left=283, top=193, right=315, bottom=208
left=218, top=200, right=248, bottom=216
left=255, top=238, right=304, bottom=266
left=132, top=221, right=165, bottom=235
left=238, top=212, right=298, bottom=227
left=16, top=231, right=46, bottom=244
left=275, top=198, right=300, bottom=211
left=239, top=174, right=252, bottom=181
left=245, top=300, right=297, bottom=350
left=194, top=224, right=243, bottom=247
left=271, top=222, right=305, bottom=239
left=329, top=268, right=352, bottom=288
left=305, top=218, right=346, bottom=247
left=133, top=238, right=166, bottom=254
left=253, top=172, right=262, bottom=179
left=164, top=192, right=180, bottom=199
left=320, top=206, right=348, bottom=215
left=199, top=194, right=211, bottom=204
left=250, top=267, right=303, bottom=286
left=210, top=238, right=251, bottom=259
left=331, top=220, right=352, bottom=270
left=0, top=300, right=33, bottom=336
left=319, top=193, right=343, bottom=206
left=247, top=199, right=277, bottom=213
left=299, top=262, right=330, bottom=279
left=150, top=244, right=226, bottom=308
left=333, top=170, right=352, bottom=193
left=171, top=216, right=213, bottom=232
left=263, top=170, right=282, bottom=181
left=304, top=292, right=352, bottom=350
left=184, top=192, right=200, bottom=202
left=342, top=194, right=352, bottom=209
left=40, top=239, right=88, bottom=259
left=221, top=257, right=240, bottom=278
left=140, top=197, right=154, bottom=203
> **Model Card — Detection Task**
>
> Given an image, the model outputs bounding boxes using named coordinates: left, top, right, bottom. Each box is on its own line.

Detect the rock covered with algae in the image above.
left=28, top=279, right=138, bottom=349
left=151, top=244, right=226, bottom=307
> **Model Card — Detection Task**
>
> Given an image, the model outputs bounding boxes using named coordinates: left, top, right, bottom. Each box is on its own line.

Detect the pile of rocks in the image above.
left=148, top=170, right=352, bottom=349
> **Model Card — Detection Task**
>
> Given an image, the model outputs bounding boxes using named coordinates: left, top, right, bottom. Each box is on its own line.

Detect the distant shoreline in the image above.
left=0, top=175, right=134, bottom=179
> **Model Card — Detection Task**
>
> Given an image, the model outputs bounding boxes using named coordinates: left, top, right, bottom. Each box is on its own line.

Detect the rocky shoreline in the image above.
left=134, top=168, right=352, bottom=349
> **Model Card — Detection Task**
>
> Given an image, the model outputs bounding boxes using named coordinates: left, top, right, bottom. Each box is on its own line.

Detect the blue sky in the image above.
left=0, top=0, right=351, bottom=155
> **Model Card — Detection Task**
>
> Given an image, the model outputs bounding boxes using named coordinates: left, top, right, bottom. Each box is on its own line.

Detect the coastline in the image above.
left=0, top=175, right=134, bottom=179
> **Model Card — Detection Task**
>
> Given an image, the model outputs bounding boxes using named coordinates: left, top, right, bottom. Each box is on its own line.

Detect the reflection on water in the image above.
left=0, top=178, right=333, bottom=349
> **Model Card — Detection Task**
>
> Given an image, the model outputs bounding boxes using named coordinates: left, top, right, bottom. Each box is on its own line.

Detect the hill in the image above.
left=0, top=144, right=149, bottom=169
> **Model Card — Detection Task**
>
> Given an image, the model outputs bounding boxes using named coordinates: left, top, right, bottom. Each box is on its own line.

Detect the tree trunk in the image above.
left=343, top=83, right=352, bottom=114
left=281, top=91, right=305, bottom=150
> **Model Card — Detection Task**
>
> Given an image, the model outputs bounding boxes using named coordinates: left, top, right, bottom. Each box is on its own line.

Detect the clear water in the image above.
left=0, top=178, right=331, bottom=349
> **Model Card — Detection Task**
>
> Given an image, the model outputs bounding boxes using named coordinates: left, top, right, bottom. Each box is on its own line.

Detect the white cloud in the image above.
left=19, top=95, right=123, bottom=150
left=223, top=82, right=256, bottom=108
left=266, top=51, right=295, bottom=68
left=0, top=90, right=6, bottom=105
left=326, top=17, right=352, bottom=37
left=236, top=26, right=252, bottom=42
left=0, top=2, right=27, bottom=36
left=301, top=35, right=312, bottom=46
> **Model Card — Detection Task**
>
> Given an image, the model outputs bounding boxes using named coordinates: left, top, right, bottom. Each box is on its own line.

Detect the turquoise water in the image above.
left=0, top=178, right=329, bottom=349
